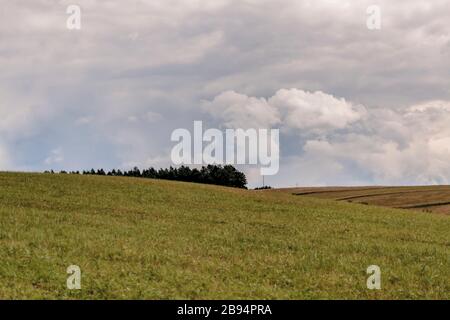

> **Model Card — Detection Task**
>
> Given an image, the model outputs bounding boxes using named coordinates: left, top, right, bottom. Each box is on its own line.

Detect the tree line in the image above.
left=45, top=164, right=248, bottom=189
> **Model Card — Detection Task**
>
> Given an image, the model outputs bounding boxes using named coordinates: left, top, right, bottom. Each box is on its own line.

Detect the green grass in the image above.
left=0, top=172, right=449, bottom=299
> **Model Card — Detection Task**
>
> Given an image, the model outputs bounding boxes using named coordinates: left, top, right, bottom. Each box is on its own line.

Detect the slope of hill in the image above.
left=0, top=173, right=448, bottom=299
left=277, top=186, right=450, bottom=215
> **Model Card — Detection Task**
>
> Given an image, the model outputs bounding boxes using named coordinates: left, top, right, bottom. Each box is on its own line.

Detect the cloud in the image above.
left=297, top=99, right=450, bottom=185
left=269, top=89, right=363, bottom=133
left=203, top=90, right=280, bottom=129
left=44, top=148, right=64, bottom=165
left=206, top=90, right=450, bottom=186
left=0, top=143, right=12, bottom=170
left=0, top=89, right=49, bottom=139
left=75, top=116, right=94, bottom=125
left=146, top=111, right=163, bottom=123
left=1, top=1, right=450, bottom=186
left=205, top=89, right=362, bottom=134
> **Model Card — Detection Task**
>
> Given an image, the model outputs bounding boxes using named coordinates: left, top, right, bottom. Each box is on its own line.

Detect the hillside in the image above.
left=276, top=186, right=450, bottom=215
left=0, top=173, right=448, bottom=299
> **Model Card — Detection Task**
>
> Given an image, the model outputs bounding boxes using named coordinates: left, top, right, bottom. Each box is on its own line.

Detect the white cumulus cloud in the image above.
left=206, top=90, right=450, bottom=186
left=269, top=89, right=363, bottom=133
left=203, top=90, right=281, bottom=129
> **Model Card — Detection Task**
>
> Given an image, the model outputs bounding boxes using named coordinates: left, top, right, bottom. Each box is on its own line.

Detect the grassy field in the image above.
left=0, top=172, right=448, bottom=299
left=278, top=186, right=450, bottom=215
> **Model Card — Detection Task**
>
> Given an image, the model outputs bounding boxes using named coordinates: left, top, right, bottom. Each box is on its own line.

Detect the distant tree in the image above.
left=49, top=165, right=247, bottom=189
left=254, top=186, right=272, bottom=190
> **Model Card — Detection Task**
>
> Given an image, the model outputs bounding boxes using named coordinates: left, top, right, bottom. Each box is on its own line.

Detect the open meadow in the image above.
left=0, top=173, right=448, bottom=299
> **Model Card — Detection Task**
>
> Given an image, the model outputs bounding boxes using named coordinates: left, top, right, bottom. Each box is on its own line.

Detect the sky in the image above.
left=1, top=0, right=450, bottom=188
